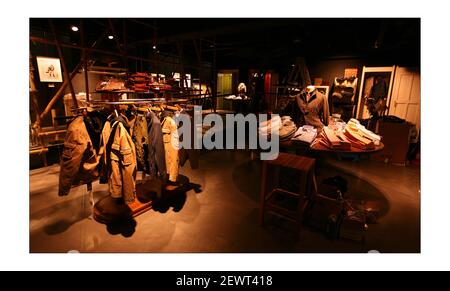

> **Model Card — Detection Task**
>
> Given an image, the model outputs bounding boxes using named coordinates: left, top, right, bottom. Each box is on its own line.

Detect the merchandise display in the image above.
left=57, top=101, right=198, bottom=222
left=291, top=125, right=317, bottom=145
left=330, top=76, right=358, bottom=122
left=28, top=18, right=420, bottom=254
left=295, top=87, right=329, bottom=130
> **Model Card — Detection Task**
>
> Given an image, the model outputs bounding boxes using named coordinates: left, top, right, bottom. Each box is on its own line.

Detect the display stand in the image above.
left=93, top=179, right=188, bottom=224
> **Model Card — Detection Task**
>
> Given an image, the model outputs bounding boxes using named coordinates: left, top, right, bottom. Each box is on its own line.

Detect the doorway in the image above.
left=388, top=67, right=420, bottom=141
left=217, top=70, right=238, bottom=110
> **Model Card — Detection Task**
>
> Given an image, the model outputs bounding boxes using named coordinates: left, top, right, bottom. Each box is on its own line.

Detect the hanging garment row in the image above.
left=58, top=102, right=199, bottom=206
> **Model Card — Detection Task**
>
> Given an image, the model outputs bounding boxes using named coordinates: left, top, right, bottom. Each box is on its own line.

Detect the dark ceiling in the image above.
left=30, top=18, right=420, bottom=70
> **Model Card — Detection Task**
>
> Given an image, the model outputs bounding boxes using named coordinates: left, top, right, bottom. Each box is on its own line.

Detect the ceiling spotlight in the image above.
left=71, top=26, right=79, bottom=32
left=108, top=35, right=114, bottom=40
left=153, top=45, right=157, bottom=50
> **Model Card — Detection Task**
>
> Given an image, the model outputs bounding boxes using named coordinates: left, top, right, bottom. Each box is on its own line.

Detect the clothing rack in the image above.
left=88, top=101, right=181, bottom=110
left=85, top=100, right=189, bottom=113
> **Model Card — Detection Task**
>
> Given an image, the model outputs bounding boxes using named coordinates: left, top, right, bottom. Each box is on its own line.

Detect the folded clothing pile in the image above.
left=95, top=78, right=127, bottom=91
left=291, top=125, right=317, bottom=145
left=148, top=82, right=173, bottom=91
left=346, top=119, right=381, bottom=145
left=259, top=115, right=281, bottom=138
left=279, top=116, right=297, bottom=141
left=259, top=116, right=296, bottom=140
left=225, top=94, right=249, bottom=100
left=225, top=95, right=236, bottom=100
left=312, top=126, right=352, bottom=150
left=343, top=118, right=381, bottom=150
left=128, top=72, right=151, bottom=92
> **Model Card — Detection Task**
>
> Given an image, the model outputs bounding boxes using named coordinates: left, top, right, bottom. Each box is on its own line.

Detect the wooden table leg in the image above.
left=298, top=171, right=308, bottom=236
left=259, top=161, right=268, bottom=226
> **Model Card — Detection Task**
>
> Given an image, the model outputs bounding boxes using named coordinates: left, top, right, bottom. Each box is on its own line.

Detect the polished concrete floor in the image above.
left=29, top=150, right=420, bottom=253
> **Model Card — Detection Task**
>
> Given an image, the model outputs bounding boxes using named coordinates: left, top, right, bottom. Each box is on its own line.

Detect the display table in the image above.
left=225, top=98, right=251, bottom=113
left=280, top=139, right=384, bottom=154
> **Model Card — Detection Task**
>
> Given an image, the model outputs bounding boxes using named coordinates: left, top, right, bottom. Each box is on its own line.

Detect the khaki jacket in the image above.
left=100, top=120, right=137, bottom=202
left=58, top=116, right=99, bottom=196
left=128, top=114, right=149, bottom=172
left=161, top=116, right=179, bottom=182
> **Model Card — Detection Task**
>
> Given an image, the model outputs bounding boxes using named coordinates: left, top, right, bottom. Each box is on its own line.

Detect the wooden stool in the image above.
left=259, top=152, right=317, bottom=233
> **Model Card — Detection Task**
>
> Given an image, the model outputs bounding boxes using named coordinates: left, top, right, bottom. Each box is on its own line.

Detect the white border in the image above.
left=1, top=0, right=450, bottom=271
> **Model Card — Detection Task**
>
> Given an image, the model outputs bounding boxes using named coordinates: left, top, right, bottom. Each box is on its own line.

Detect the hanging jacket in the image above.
left=58, top=116, right=99, bottom=196
left=83, top=110, right=108, bottom=152
left=178, top=112, right=199, bottom=169
left=161, top=114, right=180, bottom=182
left=99, top=118, right=137, bottom=203
left=128, top=114, right=149, bottom=172
left=146, top=110, right=166, bottom=179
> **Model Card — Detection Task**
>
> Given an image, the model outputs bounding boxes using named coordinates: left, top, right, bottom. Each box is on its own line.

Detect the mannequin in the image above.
left=295, top=85, right=329, bottom=130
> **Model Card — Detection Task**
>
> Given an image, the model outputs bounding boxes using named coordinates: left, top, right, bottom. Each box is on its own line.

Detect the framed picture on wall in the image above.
left=36, top=56, right=63, bottom=83
left=356, top=66, right=396, bottom=120
left=314, top=85, right=330, bottom=99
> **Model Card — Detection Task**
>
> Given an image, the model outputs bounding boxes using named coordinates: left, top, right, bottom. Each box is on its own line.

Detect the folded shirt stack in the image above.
left=128, top=72, right=151, bottom=92
left=148, top=82, right=173, bottom=91
left=346, top=119, right=381, bottom=145
left=259, top=116, right=281, bottom=138
left=96, top=78, right=127, bottom=91
left=343, top=124, right=375, bottom=150
left=312, top=126, right=352, bottom=150
left=279, top=116, right=297, bottom=141
left=291, top=125, right=317, bottom=145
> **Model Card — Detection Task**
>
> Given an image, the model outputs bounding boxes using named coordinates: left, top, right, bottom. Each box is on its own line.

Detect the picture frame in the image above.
left=36, top=56, right=63, bottom=83
left=314, top=85, right=330, bottom=100
left=356, top=66, right=396, bottom=119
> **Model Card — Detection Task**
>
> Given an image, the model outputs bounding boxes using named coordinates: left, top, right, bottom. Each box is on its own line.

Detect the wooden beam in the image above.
left=30, top=148, right=49, bottom=155
left=37, top=62, right=83, bottom=125
left=38, top=130, right=67, bottom=137
left=81, top=20, right=90, bottom=102
left=34, top=29, right=109, bottom=127
left=128, top=19, right=158, bottom=30
left=49, top=19, right=78, bottom=110
left=30, top=36, right=206, bottom=70
left=29, top=53, right=41, bottom=126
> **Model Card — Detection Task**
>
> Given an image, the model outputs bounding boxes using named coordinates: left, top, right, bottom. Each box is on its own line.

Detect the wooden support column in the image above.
left=49, top=19, right=78, bottom=110
left=212, top=38, right=217, bottom=112
left=123, top=19, right=129, bottom=79
left=34, top=29, right=108, bottom=127
left=108, top=19, right=128, bottom=76
left=177, top=41, right=185, bottom=89
left=80, top=20, right=90, bottom=102
left=29, top=53, right=41, bottom=127
left=193, top=39, right=202, bottom=93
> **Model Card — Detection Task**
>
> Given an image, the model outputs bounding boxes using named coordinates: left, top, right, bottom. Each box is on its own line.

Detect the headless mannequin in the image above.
left=295, top=85, right=329, bottom=130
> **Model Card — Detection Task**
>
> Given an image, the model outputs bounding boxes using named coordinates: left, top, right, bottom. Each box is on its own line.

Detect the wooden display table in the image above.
left=280, top=139, right=384, bottom=154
